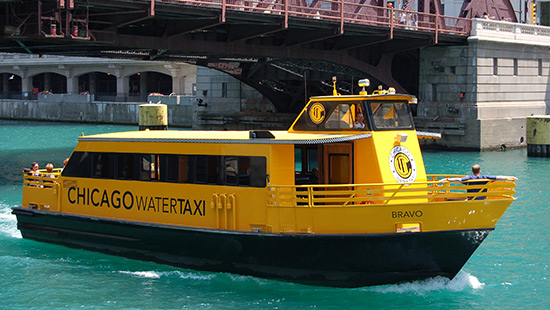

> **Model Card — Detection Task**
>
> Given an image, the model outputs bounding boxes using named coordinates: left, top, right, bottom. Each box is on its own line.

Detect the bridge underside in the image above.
left=0, top=0, right=468, bottom=112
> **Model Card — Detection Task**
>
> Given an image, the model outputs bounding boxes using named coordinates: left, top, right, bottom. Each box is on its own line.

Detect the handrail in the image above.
left=266, top=174, right=516, bottom=208
left=167, top=0, right=471, bottom=37
left=23, top=169, right=62, bottom=188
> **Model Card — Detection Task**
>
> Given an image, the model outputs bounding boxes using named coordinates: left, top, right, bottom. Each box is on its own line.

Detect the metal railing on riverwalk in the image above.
left=266, top=175, right=516, bottom=208
left=172, top=0, right=471, bottom=40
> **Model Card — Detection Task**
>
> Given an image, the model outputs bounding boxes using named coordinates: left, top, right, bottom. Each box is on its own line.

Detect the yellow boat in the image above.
left=13, top=79, right=516, bottom=287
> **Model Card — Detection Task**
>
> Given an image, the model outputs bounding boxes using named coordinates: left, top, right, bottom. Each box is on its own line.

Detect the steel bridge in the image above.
left=0, top=0, right=473, bottom=111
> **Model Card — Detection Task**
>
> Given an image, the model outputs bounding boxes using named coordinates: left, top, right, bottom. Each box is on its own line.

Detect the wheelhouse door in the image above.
left=322, top=143, right=353, bottom=185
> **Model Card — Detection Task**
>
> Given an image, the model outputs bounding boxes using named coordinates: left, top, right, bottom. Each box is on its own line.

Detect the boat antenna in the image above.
left=332, top=76, right=340, bottom=96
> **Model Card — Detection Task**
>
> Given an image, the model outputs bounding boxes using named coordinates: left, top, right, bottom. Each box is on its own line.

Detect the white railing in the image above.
left=471, top=18, right=550, bottom=45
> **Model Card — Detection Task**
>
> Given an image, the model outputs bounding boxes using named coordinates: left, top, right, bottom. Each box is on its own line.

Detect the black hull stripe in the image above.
left=13, top=207, right=493, bottom=287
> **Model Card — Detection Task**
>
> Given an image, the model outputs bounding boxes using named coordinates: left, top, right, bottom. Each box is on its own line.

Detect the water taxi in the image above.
left=13, top=79, right=516, bottom=287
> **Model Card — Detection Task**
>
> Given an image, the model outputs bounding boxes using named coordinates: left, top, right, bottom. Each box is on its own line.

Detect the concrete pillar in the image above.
left=3, top=73, right=9, bottom=98
left=90, top=73, right=97, bottom=95
left=67, top=75, right=78, bottom=95
left=140, top=72, right=148, bottom=102
left=116, top=75, right=129, bottom=102
left=21, top=75, right=31, bottom=100
left=172, top=75, right=183, bottom=95
left=44, top=72, right=51, bottom=92
left=527, top=116, right=550, bottom=157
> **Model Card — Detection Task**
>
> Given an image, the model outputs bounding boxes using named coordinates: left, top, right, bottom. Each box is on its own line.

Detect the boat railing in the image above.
left=22, top=169, right=62, bottom=211
left=266, top=174, right=516, bottom=208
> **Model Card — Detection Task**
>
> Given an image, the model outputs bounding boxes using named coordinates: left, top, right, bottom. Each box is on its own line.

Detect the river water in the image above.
left=0, top=120, right=548, bottom=309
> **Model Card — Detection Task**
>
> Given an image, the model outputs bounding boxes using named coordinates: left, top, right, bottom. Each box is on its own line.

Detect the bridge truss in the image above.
left=0, top=0, right=470, bottom=111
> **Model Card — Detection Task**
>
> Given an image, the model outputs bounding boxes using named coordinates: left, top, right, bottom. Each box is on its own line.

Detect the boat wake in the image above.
left=368, top=271, right=484, bottom=294
left=119, top=270, right=215, bottom=281
left=0, top=204, right=21, bottom=239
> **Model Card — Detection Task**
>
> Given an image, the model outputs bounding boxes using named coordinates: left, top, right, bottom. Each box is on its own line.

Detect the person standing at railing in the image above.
left=440, top=164, right=517, bottom=200
left=30, top=162, right=40, bottom=177
left=43, top=163, right=56, bottom=188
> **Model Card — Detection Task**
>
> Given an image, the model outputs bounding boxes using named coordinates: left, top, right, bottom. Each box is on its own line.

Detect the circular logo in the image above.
left=309, top=102, right=326, bottom=124
left=389, top=146, right=417, bottom=183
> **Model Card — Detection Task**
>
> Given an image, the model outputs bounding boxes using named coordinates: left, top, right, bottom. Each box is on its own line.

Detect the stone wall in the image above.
left=416, top=19, right=550, bottom=149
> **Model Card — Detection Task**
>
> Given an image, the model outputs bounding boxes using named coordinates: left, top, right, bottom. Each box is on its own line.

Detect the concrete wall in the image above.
left=416, top=19, right=550, bottom=149
left=192, top=66, right=295, bottom=130
left=0, top=99, right=194, bottom=127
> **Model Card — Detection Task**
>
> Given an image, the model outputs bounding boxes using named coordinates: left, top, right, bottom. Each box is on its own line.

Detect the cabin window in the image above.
left=92, top=153, right=110, bottom=178
left=307, top=148, right=319, bottom=172
left=368, top=101, right=414, bottom=130
left=62, top=151, right=266, bottom=187
left=324, top=104, right=354, bottom=129
left=196, top=156, right=220, bottom=184
left=114, top=153, right=134, bottom=180
left=62, top=151, right=92, bottom=177
left=160, top=154, right=179, bottom=182
left=225, top=157, right=239, bottom=185
left=294, top=145, right=320, bottom=184
left=249, top=157, right=267, bottom=187
left=139, top=154, right=158, bottom=181
left=294, top=148, right=302, bottom=172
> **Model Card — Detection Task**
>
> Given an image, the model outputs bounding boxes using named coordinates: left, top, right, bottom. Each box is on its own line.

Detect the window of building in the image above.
left=493, top=58, right=498, bottom=75
left=539, top=59, right=543, bottom=76
left=222, top=82, right=228, bottom=98
left=513, top=58, right=518, bottom=76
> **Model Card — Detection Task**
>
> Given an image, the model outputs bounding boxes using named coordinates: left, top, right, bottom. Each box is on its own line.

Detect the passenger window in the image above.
left=324, top=104, right=353, bottom=129
left=115, top=153, right=133, bottom=180
left=160, top=154, right=179, bottom=182
left=62, top=151, right=92, bottom=177
left=295, top=148, right=302, bottom=172
left=225, top=157, right=239, bottom=185
left=238, top=157, right=251, bottom=186
left=178, top=155, right=189, bottom=183
left=139, top=154, right=155, bottom=181
left=250, top=157, right=267, bottom=187
left=92, top=153, right=110, bottom=178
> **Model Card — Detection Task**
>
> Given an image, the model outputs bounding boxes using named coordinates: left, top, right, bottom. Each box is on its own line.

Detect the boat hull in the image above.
left=12, top=207, right=491, bottom=287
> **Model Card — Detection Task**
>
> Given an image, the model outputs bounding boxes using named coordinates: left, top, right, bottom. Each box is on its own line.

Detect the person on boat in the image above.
left=43, top=163, right=56, bottom=188
left=354, top=112, right=365, bottom=129
left=61, top=158, right=69, bottom=172
left=441, top=164, right=517, bottom=200
left=30, top=162, right=40, bottom=176
left=27, top=162, right=41, bottom=187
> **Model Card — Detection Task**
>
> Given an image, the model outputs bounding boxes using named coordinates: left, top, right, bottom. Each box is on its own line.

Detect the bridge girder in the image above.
left=0, top=0, right=468, bottom=112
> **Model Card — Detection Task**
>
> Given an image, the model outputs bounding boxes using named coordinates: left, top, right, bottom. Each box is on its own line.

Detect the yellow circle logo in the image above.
left=389, top=146, right=416, bottom=183
left=309, top=103, right=326, bottom=124
left=394, top=153, right=412, bottom=179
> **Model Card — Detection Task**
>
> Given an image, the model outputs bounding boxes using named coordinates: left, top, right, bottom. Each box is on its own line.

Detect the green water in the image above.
left=0, top=120, right=549, bottom=309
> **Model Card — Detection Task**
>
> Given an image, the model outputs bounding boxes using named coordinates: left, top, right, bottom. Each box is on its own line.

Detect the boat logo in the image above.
left=389, top=146, right=416, bottom=183
left=309, top=102, right=326, bottom=124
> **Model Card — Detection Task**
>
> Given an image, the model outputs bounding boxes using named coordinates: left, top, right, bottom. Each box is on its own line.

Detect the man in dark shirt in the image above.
left=441, top=164, right=517, bottom=200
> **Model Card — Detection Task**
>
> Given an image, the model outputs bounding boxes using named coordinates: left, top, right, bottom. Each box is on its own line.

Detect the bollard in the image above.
left=139, top=103, right=168, bottom=131
left=526, top=115, right=550, bottom=157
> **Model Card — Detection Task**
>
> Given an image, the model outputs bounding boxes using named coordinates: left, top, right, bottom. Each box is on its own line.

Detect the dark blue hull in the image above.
left=12, top=207, right=491, bottom=287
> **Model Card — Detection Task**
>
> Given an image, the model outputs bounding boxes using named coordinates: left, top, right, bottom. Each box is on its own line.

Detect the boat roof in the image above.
left=79, top=130, right=373, bottom=145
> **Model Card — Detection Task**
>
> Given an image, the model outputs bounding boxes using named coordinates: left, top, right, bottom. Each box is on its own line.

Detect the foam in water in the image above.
left=0, top=204, right=22, bottom=239
left=368, top=271, right=484, bottom=295
left=118, top=270, right=215, bottom=281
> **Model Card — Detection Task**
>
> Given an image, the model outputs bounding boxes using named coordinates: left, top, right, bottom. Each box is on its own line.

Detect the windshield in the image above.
left=368, top=101, right=413, bottom=130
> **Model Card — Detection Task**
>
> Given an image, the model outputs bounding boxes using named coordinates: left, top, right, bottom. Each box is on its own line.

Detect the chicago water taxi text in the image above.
left=67, top=187, right=206, bottom=216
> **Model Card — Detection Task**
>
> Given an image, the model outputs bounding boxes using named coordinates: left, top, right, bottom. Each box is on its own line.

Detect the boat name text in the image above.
left=392, top=210, right=423, bottom=218
left=67, top=187, right=206, bottom=216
